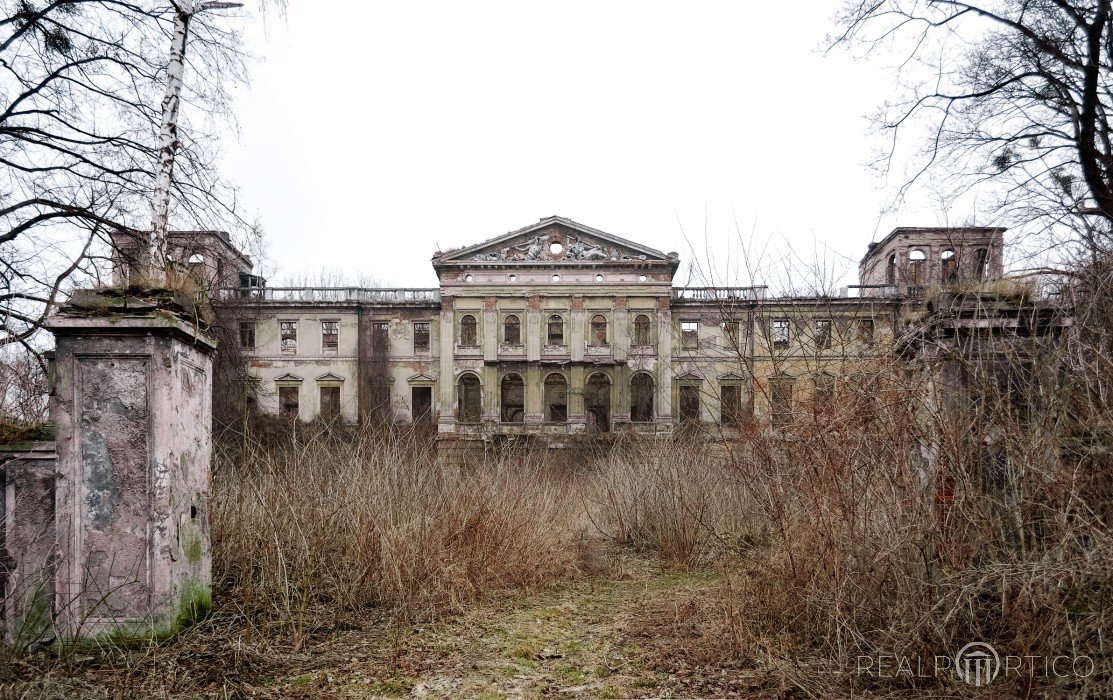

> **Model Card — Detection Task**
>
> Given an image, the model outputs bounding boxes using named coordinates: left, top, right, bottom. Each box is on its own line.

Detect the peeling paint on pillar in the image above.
left=46, top=293, right=216, bottom=640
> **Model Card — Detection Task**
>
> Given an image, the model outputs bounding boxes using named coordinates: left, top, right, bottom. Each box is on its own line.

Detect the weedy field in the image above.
left=3, top=379, right=1111, bottom=700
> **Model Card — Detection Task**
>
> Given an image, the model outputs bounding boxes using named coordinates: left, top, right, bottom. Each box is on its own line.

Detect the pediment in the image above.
left=437, top=216, right=669, bottom=264
left=274, top=373, right=303, bottom=383
left=316, top=372, right=345, bottom=383
left=675, top=371, right=704, bottom=382
left=719, top=372, right=747, bottom=381
left=407, top=372, right=436, bottom=383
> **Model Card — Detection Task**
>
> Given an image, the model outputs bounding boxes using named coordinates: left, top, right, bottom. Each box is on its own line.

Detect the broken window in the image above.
left=814, top=319, right=832, bottom=350
left=678, top=385, right=700, bottom=422
left=501, top=373, right=525, bottom=423
left=319, top=385, right=341, bottom=420
left=322, top=320, right=339, bottom=354
left=770, top=375, right=795, bottom=426
left=941, top=248, right=958, bottom=284
left=413, top=321, right=430, bottom=353
left=886, top=254, right=896, bottom=285
left=720, top=384, right=742, bottom=425
left=460, top=314, right=478, bottom=346
left=634, top=314, right=651, bottom=346
left=590, top=314, right=608, bottom=346
left=457, top=373, right=481, bottom=423
left=280, top=321, right=298, bottom=354
left=974, top=248, right=989, bottom=280
left=722, top=319, right=741, bottom=350
left=681, top=320, right=698, bottom=349
left=279, top=386, right=299, bottom=420
left=239, top=321, right=255, bottom=350
left=547, top=314, right=564, bottom=346
left=772, top=318, right=790, bottom=349
left=630, top=373, right=655, bottom=422
left=544, top=373, right=568, bottom=422
left=504, top=315, right=521, bottom=345
left=411, top=386, right=432, bottom=424
left=371, top=321, right=389, bottom=356
left=586, top=372, right=611, bottom=432
left=908, top=249, right=926, bottom=286
left=857, top=318, right=875, bottom=345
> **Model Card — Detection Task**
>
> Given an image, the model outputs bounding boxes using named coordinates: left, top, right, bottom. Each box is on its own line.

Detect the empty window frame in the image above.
left=857, top=318, right=875, bottom=346
left=678, top=385, right=700, bottom=422
left=589, top=314, right=608, bottom=346
left=772, top=318, right=790, bottom=349
left=501, top=373, right=525, bottom=423
left=279, top=385, right=299, bottom=419
left=722, top=319, right=741, bottom=350
left=544, top=373, right=568, bottom=422
left=411, top=386, right=432, bottom=424
left=547, top=314, right=564, bottom=346
left=770, top=375, right=795, bottom=425
left=413, top=321, right=430, bottom=353
left=720, top=384, right=743, bottom=425
left=633, top=314, right=652, bottom=346
left=460, top=314, right=478, bottom=346
left=457, top=373, right=481, bottom=423
left=631, top=373, right=655, bottom=422
left=239, top=321, right=255, bottom=350
left=586, top=372, right=611, bottom=433
left=974, top=248, right=990, bottom=280
left=371, top=321, right=389, bottom=355
left=886, top=254, right=897, bottom=285
left=504, top=314, right=521, bottom=345
left=941, top=248, right=958, bottom=284
left=908, top=249, right=926, bottom=286
left=319, top=385, right=341, bottom=420
left=280, top=321, right=298, bottom=354
left=814, top=319, right=832, bottom=350
left=322, top=320, right=339, bottom=354
left=681, top=320, right=698, bottom=349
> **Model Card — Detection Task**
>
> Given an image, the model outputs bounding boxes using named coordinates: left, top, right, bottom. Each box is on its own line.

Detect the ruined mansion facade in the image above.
left=163, top=216, right=1005, bottom=439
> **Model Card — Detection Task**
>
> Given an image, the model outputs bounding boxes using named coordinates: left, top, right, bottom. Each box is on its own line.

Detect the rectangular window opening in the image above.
left=280, top=321, right=298, bottom=354
left=239, top=321, right=255, bottom=350
left=413, top=321, right=430, bottom=353
left=681, top=320, right=699, bottom=350
left=322, top=320, right=339, bottom=354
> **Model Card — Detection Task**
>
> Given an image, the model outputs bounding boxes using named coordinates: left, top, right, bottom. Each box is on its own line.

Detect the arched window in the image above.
left=460, top=314, right=477, bottom=346
left=974, top=248, right=989, bottom=280
left=504, top=314, right=521, bottom=345
left=886, top=254, right=897, bottom=285
left=457, top=373, right=481, bottom=423
left=941, top=248, right=958, bottom=284
left=500, top=373, right=524, bottom=423
left=586, top=373, right=611, bottom=433
left=631, top=373, right=654, bottom=422
left=544, top=373, right=568, bottom=422
left=590, top=314, right=608, bottom=346
left=908, top=249, right=926, bottom=285
left=634, top=314, right=651, bottom=346
left=547, top=314, right=564, bottom=345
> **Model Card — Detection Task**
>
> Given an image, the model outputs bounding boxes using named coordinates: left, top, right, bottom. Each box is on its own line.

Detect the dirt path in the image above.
left=267, top=550, right=759, bottom=699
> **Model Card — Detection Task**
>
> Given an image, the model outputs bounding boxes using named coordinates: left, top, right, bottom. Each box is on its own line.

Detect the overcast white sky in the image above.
left=220, top=1, right=968, bottom=289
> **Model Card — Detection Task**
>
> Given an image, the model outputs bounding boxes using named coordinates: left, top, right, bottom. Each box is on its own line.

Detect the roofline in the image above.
left=433, top=215, right=672, bottom=263
left=862, top=226, right=1007, bottom=265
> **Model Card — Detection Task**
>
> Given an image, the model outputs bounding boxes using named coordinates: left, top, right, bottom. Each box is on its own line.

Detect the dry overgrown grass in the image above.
left=212, top=427, right=591, bottom=645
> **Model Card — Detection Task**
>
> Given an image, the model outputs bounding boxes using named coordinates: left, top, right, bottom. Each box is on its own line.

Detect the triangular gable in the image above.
left=675, top=371, right=704, bottom=382
left=437, top=216, right=669, bottom=264
left=316, top=372, right=345, bottom=383
left=718, top=372, right=747, bottom=382
left=407, top=372, right=436, bottom=383
left=274, top=373, right=303, bottom=383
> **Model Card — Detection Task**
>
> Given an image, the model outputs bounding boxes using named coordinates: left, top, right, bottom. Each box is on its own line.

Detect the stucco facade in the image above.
left=214, top=216, right=1008, bottom=438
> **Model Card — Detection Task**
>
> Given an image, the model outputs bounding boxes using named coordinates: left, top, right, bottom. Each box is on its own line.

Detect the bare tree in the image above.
left=0, top=0, right=257, bottom=354
left=834, top=1, right=1113, bottom=257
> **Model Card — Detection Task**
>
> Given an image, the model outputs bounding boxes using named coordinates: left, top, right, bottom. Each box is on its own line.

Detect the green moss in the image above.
left=181, top=529, right=204, bottom=566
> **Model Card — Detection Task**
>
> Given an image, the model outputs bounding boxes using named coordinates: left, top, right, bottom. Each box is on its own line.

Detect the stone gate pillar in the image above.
left=46, top=290, right=216, bottom=639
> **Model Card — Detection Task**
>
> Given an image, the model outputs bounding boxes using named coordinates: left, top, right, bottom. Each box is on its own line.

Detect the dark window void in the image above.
left=886, top=254, right=897, bottom=285
left=547, top=315, right=564, bottom=345
left=631, top=374, right=655, bottom=422
left=371, top=321, right=389, bottom=355
left=590, top=315, right=608, bottom=346
left=721, top=384, right=742, bottom=425
left=544, top=373, right=568, bottom=422
left=501, top=374, right=525, bottom=423
left=239, top=321, right=255, bottom=350
left=504, top=315, right=521, bottom=345
left=634, top=314, right=651, bottom=346
left=279, top=386, right=299, bottom=420
left=411, top=386, right=432, bottom=424
left=770, top=376, right=794, bottom=426
left=679, top=385, right=700, bottom=422
left=319, top=385, right=340, bottom=420
left=586, top=372, right=611, bottom=433
left=458, top=374, right=481, bottom=423
left=460, top=315, right=478, bottom=346
left=858, top=318, right=875, bottom=345
left=413, top=321, right=430, bottom=353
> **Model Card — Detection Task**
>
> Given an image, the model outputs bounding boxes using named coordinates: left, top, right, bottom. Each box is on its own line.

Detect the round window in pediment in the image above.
left=548, top=241, right=564, bottom=255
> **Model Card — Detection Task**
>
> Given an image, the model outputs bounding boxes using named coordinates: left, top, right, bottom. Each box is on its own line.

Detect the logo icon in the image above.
left=955, top=642, right=1001, bottom=686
